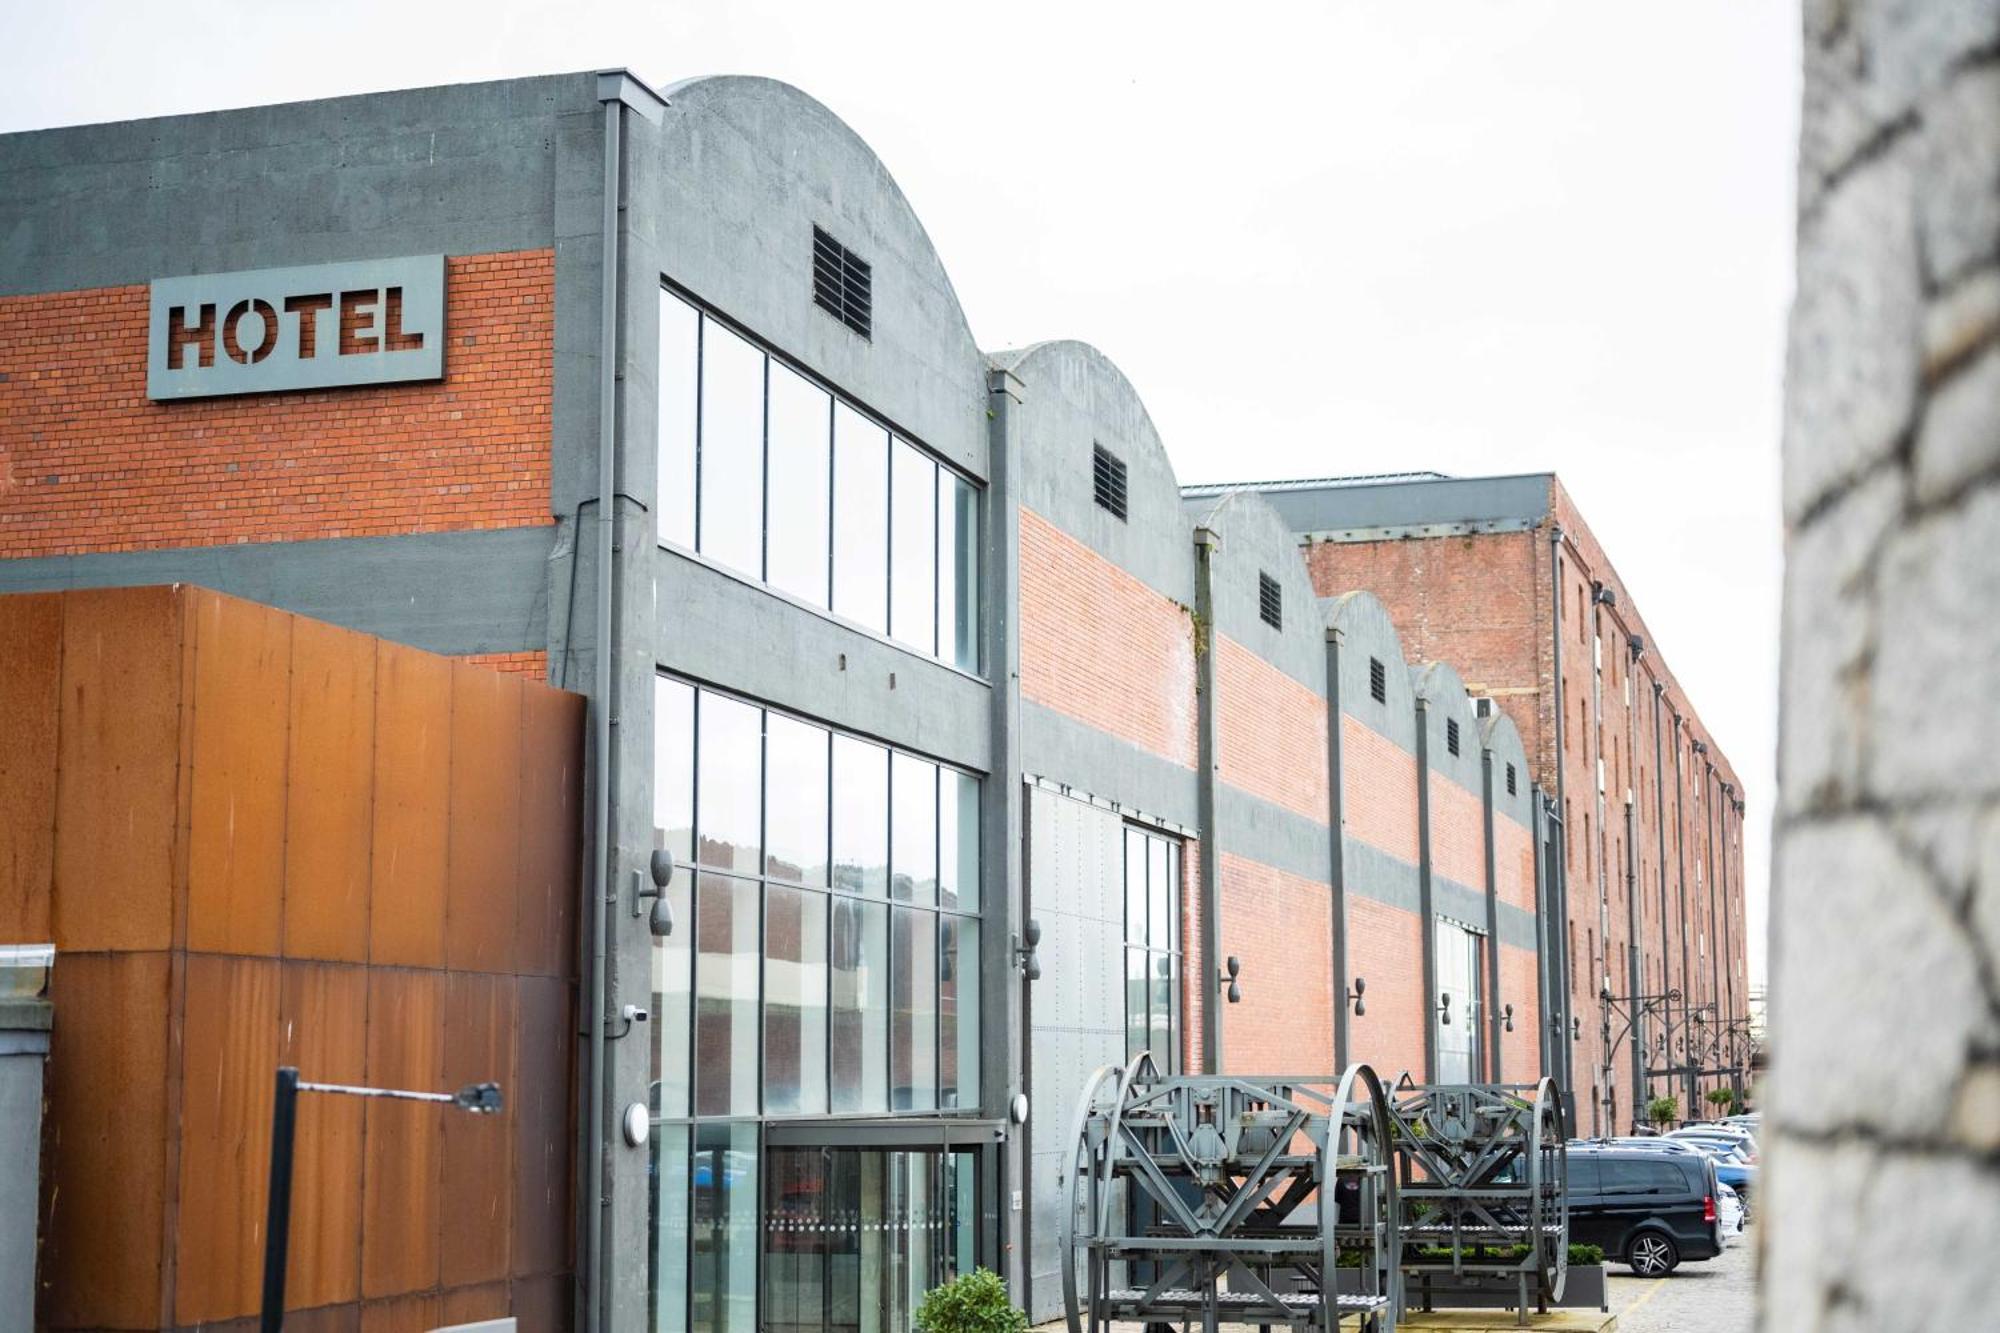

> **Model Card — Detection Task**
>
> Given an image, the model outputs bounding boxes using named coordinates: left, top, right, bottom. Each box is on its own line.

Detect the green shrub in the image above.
left=1706, top=1087, right=1739, bottom=1111
left=915, top=1268, right=1028, bottom=1333
left=1645, top=1095, right=1680, bottom=1128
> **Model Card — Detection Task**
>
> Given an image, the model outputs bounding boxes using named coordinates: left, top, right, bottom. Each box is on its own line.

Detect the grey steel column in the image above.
left=1546, top=524, right=1572, bottom=1097
left=0, top=994, right=51, bottom=1333
left=1651, top=679, right=1671, bottom=1095
left=1481, top=744, right=1503, bottom=1081
left=982, top=364, right=1026, bottom=1289
left=1325, top=626, right=1351, bottom=1070
left=1194, top=526, right=1223, bottom=1072
left=1416, top=695, right=1438, bottom=1083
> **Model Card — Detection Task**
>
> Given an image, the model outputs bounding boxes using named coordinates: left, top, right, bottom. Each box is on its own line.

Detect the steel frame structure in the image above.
left=1060, top=1054, right=1399, bottom=1333
left=1388, top=1079, right=1568, bottom=1326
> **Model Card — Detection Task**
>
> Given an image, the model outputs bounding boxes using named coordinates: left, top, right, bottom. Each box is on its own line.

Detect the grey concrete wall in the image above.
left=1184, top=488, right=1325, bottom=692
left=1002, top=339, right=1196, bottom=604
left=0, top=74, right=576, bottom=294
left=1766, top=5, right=2000, bottom=1330
left=1324, top=591, right=1420, bottom=753
left=1415, top=661, right=1485, bottom=802
left=650, top=76, right=987, bottom=483
left=1483, top=710, right=1535, bottom=832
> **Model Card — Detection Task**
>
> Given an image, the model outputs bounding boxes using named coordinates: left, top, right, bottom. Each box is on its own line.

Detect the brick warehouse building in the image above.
left=1198, top=472, right=1754, bottom=1137
left=0, top=72, right=1749, bottom=1332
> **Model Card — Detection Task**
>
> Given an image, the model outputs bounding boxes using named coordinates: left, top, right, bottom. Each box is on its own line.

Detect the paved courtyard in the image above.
left=1606, top=1225, right=1754, bottom=1333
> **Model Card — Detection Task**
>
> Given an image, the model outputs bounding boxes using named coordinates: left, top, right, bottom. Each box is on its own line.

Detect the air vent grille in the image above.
left=1093, top=444, right=1128, bottom=520
left=1258, top=573, right=1282, bottom=629
left=812, top=226, right=872, bottom=339
left=1506, top=762, right=1518, bottom=796
left=1369, top=657, right=1387, bottom=705
left=1447, top=718, right=1461, bottom=757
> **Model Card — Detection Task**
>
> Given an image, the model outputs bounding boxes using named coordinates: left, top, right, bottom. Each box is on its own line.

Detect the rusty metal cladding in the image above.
left=360, top=967, right=444, bottom=1298
left=186, top=591, right=292, bottom=956
left=285, top=618, right=379, bottom=962
left=39, top=950, right=173, bottom=1329
left=445, top=662, right=522, bottom=974
left=440, top=971, right=518, bottom=1287
left=173, top=952, right=282, bottom=1325
left=283, top=1303, right=365, bottom=1333
left=0, top=591, right=62, bottom=941
left=515, top=684, right=585, bottom=977
left=279, top=960, right=370, bottom=1310
left=508, top=1272, right=571, bottom=1329
left=358, top=1290, right=442, bottom=1333
left=369, top=642, right=452, bottom=968
left=440, top=1279, right=512, bottom=1325
left=513, top=973, right=575, bottom=1279
left=53, top=584, right=184, bottom=952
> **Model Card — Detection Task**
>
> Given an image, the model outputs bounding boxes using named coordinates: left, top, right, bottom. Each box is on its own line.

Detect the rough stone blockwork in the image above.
left=1768, top=3, right=2000, bottom=1329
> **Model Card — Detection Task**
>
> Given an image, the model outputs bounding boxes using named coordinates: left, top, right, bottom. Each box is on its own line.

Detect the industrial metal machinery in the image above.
left=1060, top=1054, right=1399, bottom=1332
left=1387, top=1079, right=1569, bottom=1322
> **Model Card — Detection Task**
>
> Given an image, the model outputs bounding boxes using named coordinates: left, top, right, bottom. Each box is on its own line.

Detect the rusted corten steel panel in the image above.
left=187, top=589, right=293, bottom=956
left=0, top=585, right=584, bottom=1330
left=517, top=688, right=585, bottom=978
left=174, top=953, right=282, bottom=1325
left=360, top=966, right=445, bottom=1299
left=0, top=591, right=61, bottom=942
left=369, top=642, right=453, bottom=969
left=440, top=972, right=518, bottom=1286
left=446, top=662, right=523, bottom=975
left=285, top=619, right=379, bottom=963
left=39, top=950, right=175, bottom=1330
left=53, top=585, right=183, bottom=952
left=280, top=959, right=369, bottom=1310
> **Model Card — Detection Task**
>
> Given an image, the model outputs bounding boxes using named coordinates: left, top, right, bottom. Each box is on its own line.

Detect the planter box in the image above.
left=1399, top=1264, right=1608, bottom=1313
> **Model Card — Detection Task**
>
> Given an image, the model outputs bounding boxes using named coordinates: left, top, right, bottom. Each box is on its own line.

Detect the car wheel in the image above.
left=1627, top=1231, right=1680, bottom=1276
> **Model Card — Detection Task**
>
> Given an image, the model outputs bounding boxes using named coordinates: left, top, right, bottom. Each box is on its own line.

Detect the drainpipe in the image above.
left=1533, top=794, right=1553, bottom=1088
left=1324, top=625, right=1351, bottom=1070
left=1546, top=525, right=1570, bottom=1097
left=1624, top=639, right=1644, bottom=1130
left=1651, top=680, right=1670, bottom=1096
left=1194, top=526, right=1222, bottom=1073
left=1672, top=717, right=1693, bottom=1116
left=1480, top=741, right=1502, bottom=1082
left=1416, top=690, right=1437, bottom=1083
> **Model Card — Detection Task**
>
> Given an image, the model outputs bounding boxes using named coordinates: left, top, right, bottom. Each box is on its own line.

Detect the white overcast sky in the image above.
left=3, top=1, right=1798, bottom=987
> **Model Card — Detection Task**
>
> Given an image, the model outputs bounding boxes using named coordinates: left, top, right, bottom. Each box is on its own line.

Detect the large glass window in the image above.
left=1124, top=826, right=1182, bottom=1070
left=766, top=886, right=829, bottom=1116
left=1435, top=920, right=1485, bottom=1084
left=658, top=289, right=981, bottom=668
left=692, top=1121, right=759, bottom=1333
left=891, top=906, right=937, bottom=1111
left=832, top=894, right=891, bottom=1113
left=696, top=874, right=761, bottom=1117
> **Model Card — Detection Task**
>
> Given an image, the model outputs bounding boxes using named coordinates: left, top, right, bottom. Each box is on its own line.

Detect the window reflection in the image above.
left=940, top=471, right=980, bottom=672
left=832, top=896, right=889, bottom=1114
left=940, top=917, right=978, bottom=1110
left=937, top=769, right=979, bottom=913
left=698, top=321, right=766, bottom=578
left=891, top=907, right=937, bottom=1112
left=659, top=292, right=700, bottom=547
left=889, top=440, right=936, bottom=655
left=833, top=403, right=889, bottom=634
left=695, top=874, right=761, bottom=1117
left=697, top=692, right=762, bottom=875
left=832, top=737, right=888, bottom=897
left=692, top=1121, right=759, bottom=1333
left=1124, top=826, right=1183, bottom=1070
left=765, top=886, right=829, bottom=1116
left=890, top=753, right=937, bottom=905
left=766, top=714, right=828, bottom=885
left=767, top=363, right=831, bottom=607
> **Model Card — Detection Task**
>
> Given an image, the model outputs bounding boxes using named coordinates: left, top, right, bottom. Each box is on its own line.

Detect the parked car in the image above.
left=1564, top=1144, right=1725, bottom=1276
left=1660, top=1136, right=1757, bottom=1214
left=1716, top=1182, right=1744, bottom=1242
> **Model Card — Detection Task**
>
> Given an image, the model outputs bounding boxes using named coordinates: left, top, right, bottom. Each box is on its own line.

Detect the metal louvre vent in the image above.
left=812, top=225, right=872, bottom=338
left=1507, top=762, right=1518, bottom=796
left=1258, top=573, right=1282, bottom=629
left=1093, top=443, right=1128, bottom=520
left=1447, top=718, right=1461, bottom=757
left=1369, top=657, right=1387, bottom=705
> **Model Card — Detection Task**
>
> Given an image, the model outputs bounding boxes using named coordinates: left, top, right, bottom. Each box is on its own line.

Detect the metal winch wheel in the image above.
left=1388, top=1077, right=1569, bottom=1322
left=1060, top=1053, right=1399, bottom=1333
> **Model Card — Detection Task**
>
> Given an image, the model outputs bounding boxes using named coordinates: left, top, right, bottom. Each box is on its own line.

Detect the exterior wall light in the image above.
left=635, top=849, right=675, bottom=937
left=1501, top=1003, right=1515, bottom=1033
left=1015, top=919, right=1042, bottom=982
left=1346, top=976, right=1367, bottom=1017
left=1221, top=955, right=1243, bottom=1004
left=1437, top=991, right=1453, bottom=1026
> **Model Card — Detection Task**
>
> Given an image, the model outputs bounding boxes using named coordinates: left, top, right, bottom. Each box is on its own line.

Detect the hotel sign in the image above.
left=148, top=255, right=445, bottom=400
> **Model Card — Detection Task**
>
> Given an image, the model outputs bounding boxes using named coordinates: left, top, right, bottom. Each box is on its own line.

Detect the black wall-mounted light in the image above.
left=1502, top=1003, right=1516, bottom=1034
left=1437, top=991, right=1454, bottom=1026
left=1221, top=955, right=1242, bottom=1004
left=1014, top=919, right=1042, bottom=982
left=1346, top=976, right=1367, bottom=1018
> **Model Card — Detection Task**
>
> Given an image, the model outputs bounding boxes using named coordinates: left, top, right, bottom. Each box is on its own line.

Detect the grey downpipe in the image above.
left=1416, top=697, right=1437, bottom=1082
left=1624, top=793, right=1641, bottom=1126
left=1546, top=524, right=1570, bottom=1094
left=1324, top=628, right=1349, bottom=1069
left=1480, top=747, right=1502, bottom=1081
left=1672, top=719, right=1692, bottom=1113
left=1194, top=527, right=1222, bottom=1072
left=1651, top=681, right=1670, bottom=1084
left=585, top=91, right=622, bottom=1333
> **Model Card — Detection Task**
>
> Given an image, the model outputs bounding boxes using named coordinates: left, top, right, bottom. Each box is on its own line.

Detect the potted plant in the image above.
left=1646, top=1095, right=1680, bottom=1132
left=1706, top=1087, right=1738, bottom=1116
left=915, top=1268, right=1029, bottom=1333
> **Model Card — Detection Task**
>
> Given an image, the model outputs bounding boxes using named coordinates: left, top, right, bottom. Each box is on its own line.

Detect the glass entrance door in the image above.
left=764, top=1146, right=978, bottom=1333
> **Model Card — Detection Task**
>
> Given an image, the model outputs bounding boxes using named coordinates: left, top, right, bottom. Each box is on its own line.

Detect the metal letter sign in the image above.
left=148, top=255, right=445, bottom=400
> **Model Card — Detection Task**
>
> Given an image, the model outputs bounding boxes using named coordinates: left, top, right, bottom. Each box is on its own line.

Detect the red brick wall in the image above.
left=1495, top=816, right=1535, bottom=917
left=1498, top=943, right=1542, bottom=1081
left=1344, top=895, right=1425, bottom=1085
left=463, top=651, right=548, bottom=681
left=1218, top=854, right=1333, bottom=1075
left=1342, top=717, right=1418, bottom=865
left=1216, top=634, right=1327, bottom=821
left=0, top=251, right=555, bottom=557
left=1019, top=506, right=1197, bottom=769
left=1428, top=771, right=1486, bottom=893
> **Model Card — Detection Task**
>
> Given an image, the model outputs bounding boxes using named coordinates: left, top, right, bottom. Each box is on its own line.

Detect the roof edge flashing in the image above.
left=597, top=68, right=668, bottom=122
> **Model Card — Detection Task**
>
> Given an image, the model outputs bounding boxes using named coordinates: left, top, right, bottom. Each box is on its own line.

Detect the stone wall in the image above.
left=1767, top=3, right=2000, bottom=1329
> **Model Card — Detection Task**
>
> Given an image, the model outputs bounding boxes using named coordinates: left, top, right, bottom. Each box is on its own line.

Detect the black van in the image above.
left=1565, top=1143, right=1724, bottom=1275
